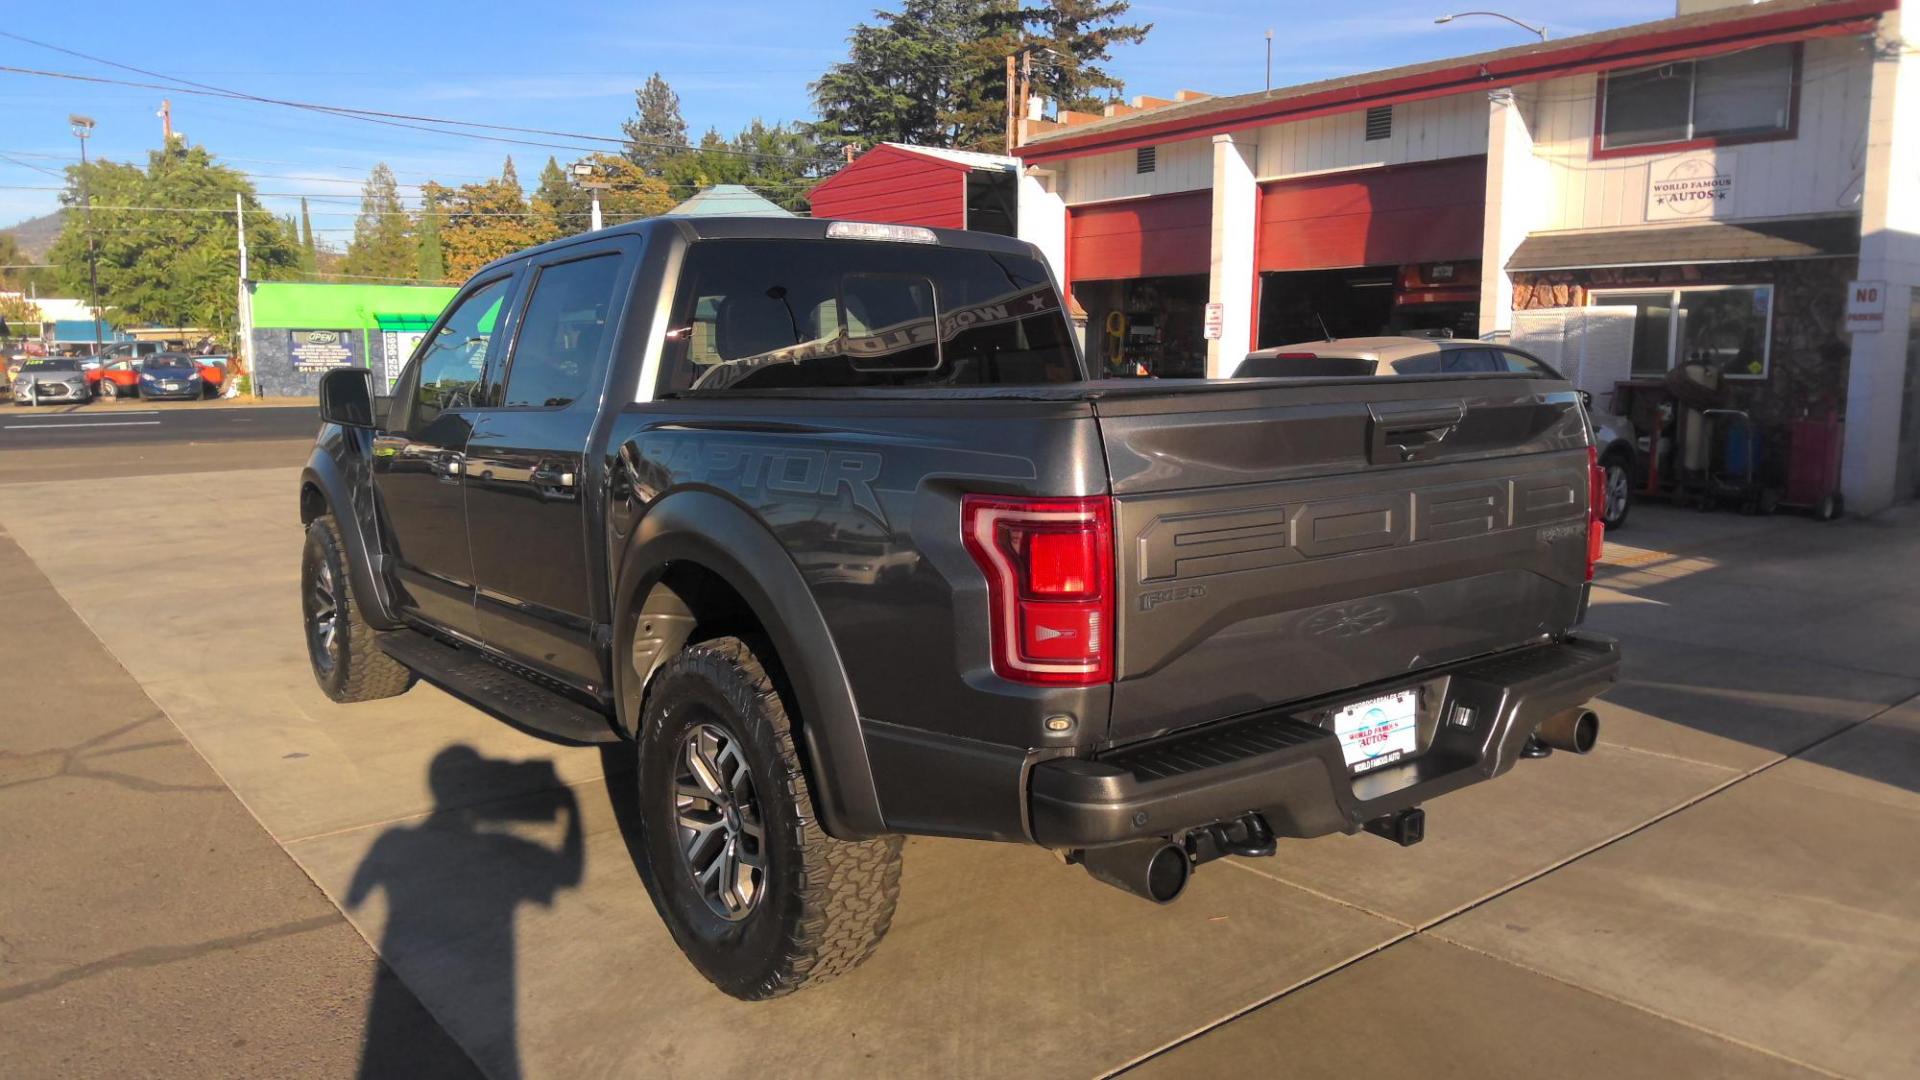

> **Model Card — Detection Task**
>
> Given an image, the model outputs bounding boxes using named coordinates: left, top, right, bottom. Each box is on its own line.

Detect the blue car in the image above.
left=137, top=354, right=206, bottom=400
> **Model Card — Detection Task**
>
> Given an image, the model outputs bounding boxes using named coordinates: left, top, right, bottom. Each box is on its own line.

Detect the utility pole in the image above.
left=1005, top=53, right=1018, bottom=151
left=69, top=114, right=101, bottom=356
left=1265, top=30, right=1274, bottom=91
left=158, top=98, right=172, bottom=142
left=235, top=192, right=257, bottom=398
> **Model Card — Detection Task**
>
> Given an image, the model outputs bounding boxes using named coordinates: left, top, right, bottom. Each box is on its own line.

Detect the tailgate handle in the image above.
left=1370, top=403, right=1465, bottom=462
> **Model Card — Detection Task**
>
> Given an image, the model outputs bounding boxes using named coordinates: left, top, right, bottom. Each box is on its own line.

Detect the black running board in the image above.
left=377, top=629, right=622, bottom=745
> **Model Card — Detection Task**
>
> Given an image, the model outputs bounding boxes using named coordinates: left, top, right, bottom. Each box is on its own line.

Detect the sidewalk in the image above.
left=0, top=525, right=477, bottom=1078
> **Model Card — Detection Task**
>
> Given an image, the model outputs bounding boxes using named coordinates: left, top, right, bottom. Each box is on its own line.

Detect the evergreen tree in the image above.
left=1029, top=0, right=1151, bottom=112
left=342, top=163, right=415, bottom=280
left=623, top=73, right=690, bottom=174
left=298, top=197, right=318, bottom=273
left=415, top=191, right=446, bottom=282
left=532, top=156, right=589, bottom=241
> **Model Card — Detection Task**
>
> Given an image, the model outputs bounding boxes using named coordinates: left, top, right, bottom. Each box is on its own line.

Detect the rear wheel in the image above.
left=98, top=380, right=118, bottom=400
left=635, top=635, right=902, bottom=999
left=301, top=515, right=412, bottom=702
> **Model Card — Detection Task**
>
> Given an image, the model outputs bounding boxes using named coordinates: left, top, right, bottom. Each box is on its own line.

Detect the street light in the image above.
left=69, top=113, right=102, bottom=355
left=1434, top=11, right=1549, bottom=42
left=571, top=160, right=608, bottom=232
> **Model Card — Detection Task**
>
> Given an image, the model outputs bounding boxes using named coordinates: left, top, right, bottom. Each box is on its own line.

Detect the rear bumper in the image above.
left=1028, top=633, right=1620, bottom=848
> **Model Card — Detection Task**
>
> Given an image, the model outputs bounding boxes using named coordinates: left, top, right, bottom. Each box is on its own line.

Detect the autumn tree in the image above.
left=425, top=158, right=541, bottom=280
left=47, top=140, right=297, bottom=339
left=623, top=73, right=690, bottom=175
left=343, top=163, right=415, bottom=281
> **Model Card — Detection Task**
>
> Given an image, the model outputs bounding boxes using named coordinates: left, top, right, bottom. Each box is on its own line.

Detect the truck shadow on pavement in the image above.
left=347, top=746, right=584, bottom=1080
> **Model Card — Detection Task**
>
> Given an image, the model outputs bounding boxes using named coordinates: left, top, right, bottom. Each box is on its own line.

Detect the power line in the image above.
left=0, top=31, right=843, bottom=165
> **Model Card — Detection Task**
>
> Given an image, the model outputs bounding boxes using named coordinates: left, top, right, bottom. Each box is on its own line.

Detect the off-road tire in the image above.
left=302, top=515, right=412, bottom=703
left=636, top=635, right=902, bottom=1000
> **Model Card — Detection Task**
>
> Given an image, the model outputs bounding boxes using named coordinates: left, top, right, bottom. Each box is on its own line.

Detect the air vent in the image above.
left=1136, top=145, right=1157, bottom=173
left=1365, top=105, right=1393, bottom=141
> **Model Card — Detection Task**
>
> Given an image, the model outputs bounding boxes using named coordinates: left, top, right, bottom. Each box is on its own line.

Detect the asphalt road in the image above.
left=0, top=401, right=321, bottom=449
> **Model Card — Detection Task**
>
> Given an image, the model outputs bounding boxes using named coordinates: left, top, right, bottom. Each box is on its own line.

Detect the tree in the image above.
left=623, top=73, right=690, bottom=175
left=1027, top=0, right=1151, bottom=113
left=425, top=158, right=542, bottom=280
left=298, top=198, right=318, bottom=273
left=657, top=122, right=827, bottom=214
left=810, top=0, right=1151, bottom=152
left=46, top=140, right=298, bottom=341
left=532, top=156, right=589, bottom=241
left=342, top=163, right=415, bottom=281
left=0, top=293, right=42, bottom=330
left=0, top=233, right=54, bottom=293
left=415, top=190, right=446, bottom=282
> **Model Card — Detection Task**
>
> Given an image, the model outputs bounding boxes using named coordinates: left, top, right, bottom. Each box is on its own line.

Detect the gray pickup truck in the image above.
left=299, top=217, right=1618, bottom=999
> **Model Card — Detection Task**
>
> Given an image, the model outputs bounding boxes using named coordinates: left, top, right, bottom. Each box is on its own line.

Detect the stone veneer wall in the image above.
left=1512, top=258, right=1857, bottom=473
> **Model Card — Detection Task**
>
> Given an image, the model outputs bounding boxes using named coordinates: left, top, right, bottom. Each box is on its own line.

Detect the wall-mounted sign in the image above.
left=1203, top=302, right=1224, bottom=340
left=1845, top=280, right=1887, bottom=334
left=289, top=329, right=355, bottom=372
left=1646, top=155, right=1736, bottom=222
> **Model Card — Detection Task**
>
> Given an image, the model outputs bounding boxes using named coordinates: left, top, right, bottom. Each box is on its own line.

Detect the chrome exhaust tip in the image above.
left=1077, top=840, right=1191, bottom=904
left=1535, top=707, right=1600, bottom=755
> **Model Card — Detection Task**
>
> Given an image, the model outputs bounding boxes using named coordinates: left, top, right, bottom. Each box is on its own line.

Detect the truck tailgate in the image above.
left=1094, top=376, right=1591, bottom=744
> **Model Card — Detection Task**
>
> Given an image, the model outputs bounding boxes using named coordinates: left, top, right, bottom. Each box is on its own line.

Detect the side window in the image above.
left=408, top=276, right=512, bottom=429
left=499, top=254, right=622, bottom=409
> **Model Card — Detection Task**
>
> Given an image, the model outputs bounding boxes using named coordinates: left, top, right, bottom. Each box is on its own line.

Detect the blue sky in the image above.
left=0, top=0, right=1676, bottom=246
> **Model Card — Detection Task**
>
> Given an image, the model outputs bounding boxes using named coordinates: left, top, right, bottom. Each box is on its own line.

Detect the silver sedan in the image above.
left=11, top=357, right=93, bottom=407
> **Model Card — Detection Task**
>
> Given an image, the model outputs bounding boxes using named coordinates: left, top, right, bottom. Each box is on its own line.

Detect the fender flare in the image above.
left=299, top=444, right=403, bottom=630
left=612, top=489, right=886, bottom=840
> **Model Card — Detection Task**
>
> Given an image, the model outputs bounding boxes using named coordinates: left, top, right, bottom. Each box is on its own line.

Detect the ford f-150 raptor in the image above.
left=298, top=216, right=1619, bottom=1000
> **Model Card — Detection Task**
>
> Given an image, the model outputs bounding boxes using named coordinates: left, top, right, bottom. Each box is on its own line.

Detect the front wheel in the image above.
left=301, top=515, right=413, bottom=702
left=636, top=636, right=902, bottom=1000
left=98, top=380, right=118, bottom=400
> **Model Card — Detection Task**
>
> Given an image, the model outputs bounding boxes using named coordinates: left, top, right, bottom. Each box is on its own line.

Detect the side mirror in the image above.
left=1579, top=390, right=1594, bottom=412
left=318, top=367, right=376, bottom=429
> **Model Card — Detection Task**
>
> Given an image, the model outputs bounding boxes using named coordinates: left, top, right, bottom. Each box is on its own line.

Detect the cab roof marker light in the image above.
left=826, top=221, right=939, bottom=244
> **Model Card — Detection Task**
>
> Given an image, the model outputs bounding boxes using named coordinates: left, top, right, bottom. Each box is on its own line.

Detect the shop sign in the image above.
left=289, top=329, right=355, bottom=372
left=1203, top=302, right=1224, bottom=340
left=1845, top=280, right=1886, bottom=333
left=1646, top=155, right=1736, bottom=222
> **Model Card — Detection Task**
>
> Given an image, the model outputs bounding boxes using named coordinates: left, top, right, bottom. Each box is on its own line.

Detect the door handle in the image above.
left=529, top=464, right=577, bottom=499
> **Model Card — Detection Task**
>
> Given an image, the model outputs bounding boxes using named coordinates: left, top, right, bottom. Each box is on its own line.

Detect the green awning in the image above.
left=374, top=312, right=440, bottom=331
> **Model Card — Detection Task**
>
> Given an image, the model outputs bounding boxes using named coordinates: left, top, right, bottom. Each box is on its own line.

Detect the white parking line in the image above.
left=2, top=420, right=163, bottom=430
left=5, top=410, right=161, bottom=419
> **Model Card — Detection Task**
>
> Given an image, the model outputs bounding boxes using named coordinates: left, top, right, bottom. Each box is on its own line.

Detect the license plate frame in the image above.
left=1331, top=689, right=1419, bottom=773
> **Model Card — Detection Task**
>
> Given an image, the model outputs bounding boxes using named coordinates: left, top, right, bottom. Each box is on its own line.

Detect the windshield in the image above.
left=25, top=358, right=79, bottom=371
left=145, top=356, right=197, bottom=372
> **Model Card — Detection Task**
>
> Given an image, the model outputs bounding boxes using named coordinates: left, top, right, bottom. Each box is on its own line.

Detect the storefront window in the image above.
left=1591, top=285, right=1772, bottom=380
left=1599, top=44, right=1796, bottom=152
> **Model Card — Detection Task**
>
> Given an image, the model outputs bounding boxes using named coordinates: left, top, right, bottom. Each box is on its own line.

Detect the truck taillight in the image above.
left=961, top=494, right=1114, bottom=686
left=1587, top=444, right=1605, bottom=581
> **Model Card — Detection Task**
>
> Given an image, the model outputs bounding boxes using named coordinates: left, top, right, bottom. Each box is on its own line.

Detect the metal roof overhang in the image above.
left=1506, top=215, right=1861, bottom=271
left=1015, top=0, right=1890, bottom=163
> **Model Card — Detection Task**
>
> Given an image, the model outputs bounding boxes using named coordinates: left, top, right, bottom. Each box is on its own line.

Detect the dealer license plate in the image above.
left=1332, top=689, right=1418, bottom=772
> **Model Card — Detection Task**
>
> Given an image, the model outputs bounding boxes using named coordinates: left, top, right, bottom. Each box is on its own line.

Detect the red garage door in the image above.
left=1068, top=192, right=1211, bottom=282
left=1258, top=157, right=1486, bottom=272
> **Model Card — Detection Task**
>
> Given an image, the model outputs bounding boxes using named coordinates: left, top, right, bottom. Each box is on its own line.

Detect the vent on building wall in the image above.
left=1136, top=146, right=1157, bottom=173
left=1365, top=105, right=1393, bottom=141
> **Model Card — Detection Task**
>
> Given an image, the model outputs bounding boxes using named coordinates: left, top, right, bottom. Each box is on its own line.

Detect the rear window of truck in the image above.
left=657, top=240, right=1081, bottom=394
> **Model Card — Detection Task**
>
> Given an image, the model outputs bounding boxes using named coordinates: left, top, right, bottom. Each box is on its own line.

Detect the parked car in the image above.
left=1238, top=337, right=1633, bottom=528
left=11, top=356, right=92, bottom=406
left=89, top=358, right=142, bottom=399
left=136, top=353, right=206, bottom=400
left=299, top=218, right=1618, bottom=1000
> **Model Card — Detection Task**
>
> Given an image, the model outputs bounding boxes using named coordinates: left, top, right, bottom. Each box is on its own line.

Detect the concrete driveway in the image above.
left=1, top=468, right=1914, bottom=1079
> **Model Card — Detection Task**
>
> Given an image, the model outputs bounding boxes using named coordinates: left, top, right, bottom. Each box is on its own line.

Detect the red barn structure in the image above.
left=808, top=144, right=1020, bottom=236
